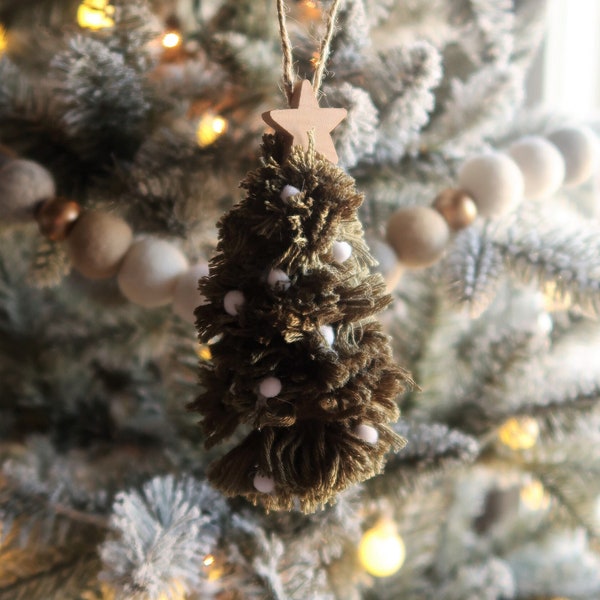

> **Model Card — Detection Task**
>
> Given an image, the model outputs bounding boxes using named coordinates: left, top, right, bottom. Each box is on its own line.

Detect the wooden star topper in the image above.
left=262, top=79, right=347, bottom=164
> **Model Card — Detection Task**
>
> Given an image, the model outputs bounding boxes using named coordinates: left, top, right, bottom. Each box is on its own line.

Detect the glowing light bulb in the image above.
left=203, top=554, right=215, bottom=567
left=197, top=344, right=212, bottom=361
left=196, top=114, right=228, bottom=147
left=162, top=31, right=182, bottom=49
left=301, top=0, right=322, bottom=19
left=358, top=520, right=406, bottom=578
left=498, top=417, right=540, bottom=450
left=0, top=26, right=6, bottom=55
left=77, top=0, right=115, bottom=30
left=520, top=480, right=551, bottom=511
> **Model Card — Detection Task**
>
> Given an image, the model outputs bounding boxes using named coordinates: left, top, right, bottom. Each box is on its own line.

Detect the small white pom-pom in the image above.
left=253, top=473, right=275, bottom=494
left=319, top=324, right=335, bottom=346
left=458, top=153, right=524, bottom=217
left=354, top=423, right=379, bottom=444
left=267, top=268, right=291, bottom=290
left=172, top=262, right=210, bottom=323
left=280, top=185, right=301, bottom=202
left=259, top=376, right=282, bottom=398
left=0, top=159, right=56, bottom=223
left=509, top=136, right=565, bottom=200
left=548, top=126, right=600, bottom=186
left=223, top=290, right=245, bottom=316
left=117, top=238, right=189, bottom=308
left=332, top=241, right=352, bottom=263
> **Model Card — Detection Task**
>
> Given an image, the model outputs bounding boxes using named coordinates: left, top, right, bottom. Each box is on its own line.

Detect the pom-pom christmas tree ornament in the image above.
left=193, top=133, right=408, bottom=511
left=35, top=197, right=82, bottom=242
left=67, top=211, right=133, bottom=280
left=0, top=159, right=56, bottom=224
left=172, top=262, right=209, bottom=323
left=457, top=152, right=524, bottom=217
left=386, top=206, right=450, bottom=268
left=117, top=238, right=189, bottom=308
left=432, top=188, right=478, bottom=231
left=508, top=136, right=566, bottom=200
left=548, top=126, right=600, bottom=186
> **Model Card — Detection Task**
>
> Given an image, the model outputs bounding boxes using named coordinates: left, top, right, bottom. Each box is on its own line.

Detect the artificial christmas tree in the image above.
left=1, top=1, right=600, bottom=599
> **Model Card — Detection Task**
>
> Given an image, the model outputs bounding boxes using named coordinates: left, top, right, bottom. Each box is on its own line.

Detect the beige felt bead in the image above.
left=458, top=153, right=524, bottom=217
left=0, top=159, right=56, bottom=223
left=509, top=136, right=565, bottom=199
left=365, top=234, right=405, bottom=291
left=117, top=238, right=189, bottom=308
left=386, top=206, right=450, bottom=268
left=548, top=126, right=600, bottom=186
left=172, top=262, right=210, bottom=323
left=67, top=211, right=133, bottom=280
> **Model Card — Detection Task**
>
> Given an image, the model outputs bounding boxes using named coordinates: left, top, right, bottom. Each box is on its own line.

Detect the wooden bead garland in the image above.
left=172, top=262, right=209, bottom=323
left=375, top=124, right=600, bottom=291
left=36, top=197, right=82, bottom=241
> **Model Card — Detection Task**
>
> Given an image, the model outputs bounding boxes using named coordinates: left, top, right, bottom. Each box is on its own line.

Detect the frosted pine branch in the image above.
left=100, top=475, right=227, bottom=600
left=443, top=224, right=505, bottom=316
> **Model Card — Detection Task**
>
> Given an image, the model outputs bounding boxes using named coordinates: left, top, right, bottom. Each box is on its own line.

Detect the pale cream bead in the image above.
left=172, top=262, right=210, bottom=323
left=224, top=290, right=245, bottom=316
left=319, top=324, right=335, bottom=346
left=386, top=206, right=450, bottom=268
left=458, top=152, right=524, bottom=217
left=117, top=238, right=189, bottom=307
left=267, top=268, right=290, bottom=290
left=259, top=376, right=282, bottom=398
left=354, top=423, right=379, bottom=444
left=253, top=473, right=275, bottom=494
left=332, top=240, right=352, bottom=263
left=548, top=126, right=600, bottom=186
left=67, top=211, right=133, bottom=280
left=280, top=185, right=301, bottom=202
left=365, top=234, right=404, bottom=292
left=0, top=159, right=56, bottom=223
left=509, top=136, right=565, bottom=199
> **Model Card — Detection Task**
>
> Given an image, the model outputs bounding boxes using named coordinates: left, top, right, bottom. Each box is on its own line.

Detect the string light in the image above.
left=162, top=31, right=182, bottom=49
left=197, top=344, right=212, bottom=361
left=498, top=416, right=540, bottom=450
left=77, top=0, right=115, bottom=30
left=520, top=480, right=551, bottom=511
left=358, top=519, right=406, bottom=578
left=196, top=114, right=228, bottom=147
left=203, top=554, right=215, bottom=567
left=0, top=26, right=6, bottom=55
left=300, top=0, right=322, bottom=20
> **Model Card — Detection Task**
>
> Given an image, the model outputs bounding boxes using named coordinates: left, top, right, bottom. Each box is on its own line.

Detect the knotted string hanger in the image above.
left=276, top=0, right=344, bottom=105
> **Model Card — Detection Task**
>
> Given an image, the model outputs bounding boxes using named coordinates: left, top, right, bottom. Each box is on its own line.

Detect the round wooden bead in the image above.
left=253, top=473, right=275, bottom=494
left=332, top=241, right=352, bottom=263
left=117, top=238, right=189, bottom=308
left=365, top=234, right=404, bottom=291
left=508, top=136, right=565, bottom=200
left=0, top=159, right=56, bottom=224
left=280, top=185, right=301, bottom=202
left=457, top=153, right=524, bottom=217
left=319, top=324, right=335, bottom=346
left=386, top=206, right=450, bottom=268
left=259, top=376, right=282, bottom=398
left=36, top=197, right=82, bottom=241
left=224, top=290, right=245, bottom=316
left=67, top=211, right=133, bottom=280
left=547, top=126, right=599, bottom=186
left=267, top=268, right=290, bottom=290
left=354, top=423, right=379, bottom=444
left=432, top=189, right=478, bottom=230
left=172, top=262, right=210, bottom=323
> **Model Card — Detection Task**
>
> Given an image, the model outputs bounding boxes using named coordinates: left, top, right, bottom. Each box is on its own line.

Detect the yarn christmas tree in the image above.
left=193, top=80, right=408, bottom=513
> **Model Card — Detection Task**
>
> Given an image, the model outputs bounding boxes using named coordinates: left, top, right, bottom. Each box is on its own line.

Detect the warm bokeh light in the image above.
left=498, top=417, right=540, bottom=450
left=520, top=480, right=551, bottom=511
left=197, top=344, right=212, bottom=361
left=203, top=554, right=215, bottom=567
left=162, top=31, right=182, bottom=49
left=0, top=26, right=7, bottom=55
left=196, top=114, right=228, bottom=147
left=358, top=520, right=406, bottom=578
left=77, top=0, right=115, bottom=30
left=300, top=0, right=322, bottom=20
